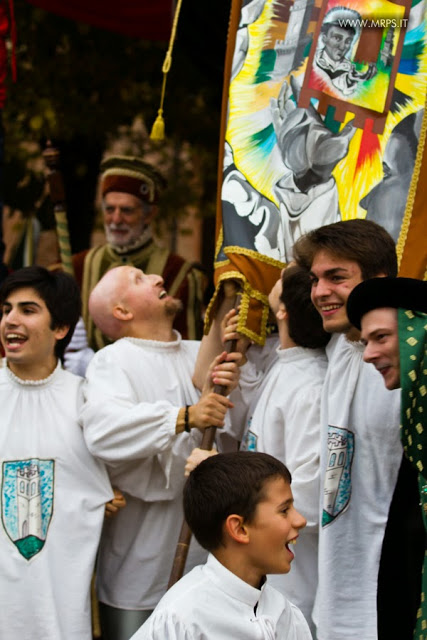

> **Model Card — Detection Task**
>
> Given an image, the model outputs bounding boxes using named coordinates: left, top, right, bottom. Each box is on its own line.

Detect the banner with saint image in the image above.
left=207, top=0, right=427, bottom=344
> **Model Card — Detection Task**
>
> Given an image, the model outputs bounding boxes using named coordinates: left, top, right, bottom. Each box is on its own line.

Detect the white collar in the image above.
left=204, top=554, right=266, bottom=609
left=3, top=358, right=61, bottom=387
left=121, top=330, right=182, bottom=350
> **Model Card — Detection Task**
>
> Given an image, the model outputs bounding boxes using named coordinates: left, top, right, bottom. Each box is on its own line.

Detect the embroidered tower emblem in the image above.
left=2, top=459, right=54, bottom=560
left=322, top=426, right=354, bottom=526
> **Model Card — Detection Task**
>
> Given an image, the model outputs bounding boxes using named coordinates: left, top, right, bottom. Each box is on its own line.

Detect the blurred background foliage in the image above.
left=2, top=0, right=230, bottom=260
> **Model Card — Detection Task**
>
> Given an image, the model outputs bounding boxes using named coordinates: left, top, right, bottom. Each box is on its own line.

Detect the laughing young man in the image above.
left=0, top=266, right=112, bottom=640
left=347, top=276, right=427, bottom=639
left=293, top=220, right=405, bottom=640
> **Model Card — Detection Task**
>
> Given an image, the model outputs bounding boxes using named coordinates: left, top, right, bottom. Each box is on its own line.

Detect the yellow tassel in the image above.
left=150, top=110, right=165, bottom=141
left=149, top=0, right=183, bottom=142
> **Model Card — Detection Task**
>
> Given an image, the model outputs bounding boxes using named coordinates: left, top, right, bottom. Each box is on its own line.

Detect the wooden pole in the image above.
left=168, top=289, right=242, bottom=589
left=42, top=141, right=74, bottom=276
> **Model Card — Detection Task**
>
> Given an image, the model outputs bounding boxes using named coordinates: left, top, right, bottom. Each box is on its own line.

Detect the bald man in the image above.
left=78, top=155, right=206, bottom=348
left=80, top=266, right=241, bottom=640
left=64, top=156, right=207, bottom=378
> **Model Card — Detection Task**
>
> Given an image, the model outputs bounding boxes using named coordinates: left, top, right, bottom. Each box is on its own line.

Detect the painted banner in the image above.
left=209, top=0, right=427, bottom=344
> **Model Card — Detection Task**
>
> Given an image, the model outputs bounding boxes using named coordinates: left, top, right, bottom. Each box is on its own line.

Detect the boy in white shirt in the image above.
left=240, top=265, right=329, bottom=633
left=0, top=266, right=112, bottom=640
left=131, top=451, right=312, bottom=640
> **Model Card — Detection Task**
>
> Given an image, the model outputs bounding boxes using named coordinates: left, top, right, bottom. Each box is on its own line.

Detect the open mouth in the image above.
left=285, top=537, right=298, bottom=558
left=376, top=364, right=391, bottom=378
left=159, top=290, right=168, bottom=299
left=320, top=304, right=342, bottom=315
left=5, top=333, right=27, bottom=348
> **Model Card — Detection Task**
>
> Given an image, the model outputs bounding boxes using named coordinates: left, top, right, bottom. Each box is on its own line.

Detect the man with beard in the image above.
left=66, top=156, right=206, bottom=375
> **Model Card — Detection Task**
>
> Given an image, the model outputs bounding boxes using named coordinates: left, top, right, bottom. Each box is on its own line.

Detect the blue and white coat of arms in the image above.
left=1, top=459, right=55, bottom=560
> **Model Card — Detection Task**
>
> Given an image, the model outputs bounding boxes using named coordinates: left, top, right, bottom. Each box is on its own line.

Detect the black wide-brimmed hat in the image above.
left=347, top=277, right=427, bottom=330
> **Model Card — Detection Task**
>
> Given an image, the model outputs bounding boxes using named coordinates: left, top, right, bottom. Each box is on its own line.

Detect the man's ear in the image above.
left=276, top=302, right=288, bottom=322
left=224, top=514, right=250, bottom=545
left=54, top=325, right=70, bottom=341
left=112, top=304, right=133, bottom=322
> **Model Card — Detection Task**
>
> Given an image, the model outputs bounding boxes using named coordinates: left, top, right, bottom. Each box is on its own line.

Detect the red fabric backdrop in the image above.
left=25, top=0, right=173, bottom=40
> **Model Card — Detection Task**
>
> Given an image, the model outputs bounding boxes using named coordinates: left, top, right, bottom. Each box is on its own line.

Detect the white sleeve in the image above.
left=235, top=357, right=262, bottom=404
left=80, top=350, right=180, bottom=463
left=63, top=316, right=95, bottom=377
left=226, top=347, right=274, bottom=442
left=130, top=610, right=195, bottom=640
left=251, top=384, right=321, bottom=531
left=281, top=388, right=321, bottom=531
left=232, top=338, right=279, bottom=423
left=287, top=602, right=313, bottom=639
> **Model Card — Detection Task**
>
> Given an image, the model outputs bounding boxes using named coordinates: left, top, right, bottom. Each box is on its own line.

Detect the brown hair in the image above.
left=280, top=265, right=330, bottom=348
left=184, top=452, right=291, bottom=552
left=0, top=266, right=80, bottom=360
left=293, top=219, right=397, bottom=279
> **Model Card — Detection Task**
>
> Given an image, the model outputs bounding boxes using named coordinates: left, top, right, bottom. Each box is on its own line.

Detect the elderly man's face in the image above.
left=103, top=192, right=155, bottom=248
left=361, top=307, right=400, bottom=389
left=322, top=25, right=354, bottom=62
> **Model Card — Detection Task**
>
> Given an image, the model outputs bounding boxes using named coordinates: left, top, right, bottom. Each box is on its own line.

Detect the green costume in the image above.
left=347, top=276, right=427, bottom=640
left=399, top=308, right=427, bottom=639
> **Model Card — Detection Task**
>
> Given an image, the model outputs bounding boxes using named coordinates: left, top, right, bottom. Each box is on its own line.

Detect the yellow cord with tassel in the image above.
left=150, top=0, right=184, bottom=141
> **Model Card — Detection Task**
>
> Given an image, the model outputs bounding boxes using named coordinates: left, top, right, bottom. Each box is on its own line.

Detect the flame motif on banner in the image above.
left=209, top=0, right=427, bottom=344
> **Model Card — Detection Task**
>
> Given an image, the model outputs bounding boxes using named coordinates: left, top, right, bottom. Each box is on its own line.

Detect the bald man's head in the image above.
left=88, top=266, right=181, bottom=341
left=88, top=267, right=130, bottom=340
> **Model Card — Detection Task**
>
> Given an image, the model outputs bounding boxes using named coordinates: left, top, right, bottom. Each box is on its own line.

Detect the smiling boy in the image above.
left=0, top=266, right=112, bottom=639
left=3, top=290, right=68, bottom=376
left=131, top=451, right=311, bottom=640
left=293, top=220, right=405, bottom=640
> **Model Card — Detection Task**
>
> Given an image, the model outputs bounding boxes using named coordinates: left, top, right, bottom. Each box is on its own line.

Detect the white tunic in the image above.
left=131, top=553, right=312, bottom=640
left=241, top=346, right=327, bottom=633
left=313, top=334, right=402, bottom=640
left=227, top=335, right=280, bottom=444
left=0, top=360, right=112, bottom=640
left=80, top=333, right=207, bottom=610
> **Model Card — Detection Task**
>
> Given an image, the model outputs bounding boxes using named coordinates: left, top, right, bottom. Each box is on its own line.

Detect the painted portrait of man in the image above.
left=314, top=6, right=377, bottom=96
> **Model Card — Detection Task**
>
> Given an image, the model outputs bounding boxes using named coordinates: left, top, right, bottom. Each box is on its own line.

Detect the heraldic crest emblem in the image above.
left=1, top=459, right=55, bottom=560
left=322, top=426, right=354, bottom=526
